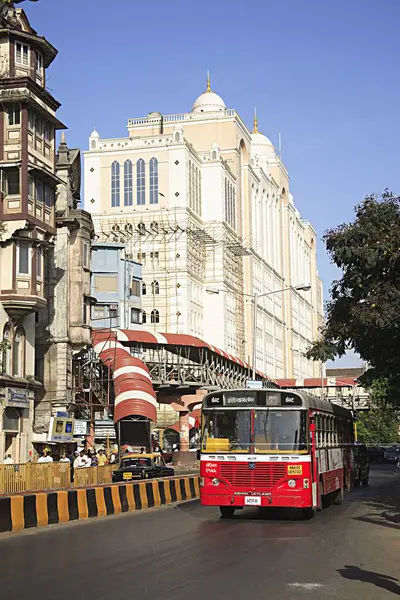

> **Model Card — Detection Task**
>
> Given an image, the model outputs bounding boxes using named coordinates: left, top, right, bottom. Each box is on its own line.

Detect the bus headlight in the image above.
left=288, top=479, right=296, bottom=488
left=212, top=478, right=220, bottom=486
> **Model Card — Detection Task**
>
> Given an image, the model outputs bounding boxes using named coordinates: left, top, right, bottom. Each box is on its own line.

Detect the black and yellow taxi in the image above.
left=112, top=453, right=174, bottom=483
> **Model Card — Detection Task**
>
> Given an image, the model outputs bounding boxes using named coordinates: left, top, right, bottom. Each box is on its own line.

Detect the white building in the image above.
left=84, top=77, right=324, bottom=379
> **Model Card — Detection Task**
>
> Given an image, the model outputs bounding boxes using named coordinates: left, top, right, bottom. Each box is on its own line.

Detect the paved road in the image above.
left=1, top=466, right=399, bottom=600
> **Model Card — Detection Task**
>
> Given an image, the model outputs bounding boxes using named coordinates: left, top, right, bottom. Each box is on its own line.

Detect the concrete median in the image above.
left=0, top=475, right=200, bottom=533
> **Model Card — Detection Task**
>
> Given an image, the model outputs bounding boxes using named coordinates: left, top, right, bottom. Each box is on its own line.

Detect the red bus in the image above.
left=200, top=388, right=355, bottom=518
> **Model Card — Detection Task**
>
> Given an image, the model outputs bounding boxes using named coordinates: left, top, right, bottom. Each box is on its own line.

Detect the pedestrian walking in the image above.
left=91, top=452, right=99, bottom=467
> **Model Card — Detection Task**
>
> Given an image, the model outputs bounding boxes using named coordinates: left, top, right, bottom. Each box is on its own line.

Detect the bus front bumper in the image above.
left=200, top=491, right=312, bottom=509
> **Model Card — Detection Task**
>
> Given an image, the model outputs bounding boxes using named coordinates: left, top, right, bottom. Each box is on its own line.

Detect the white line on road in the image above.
left=288, top=583, right=324, bottom=590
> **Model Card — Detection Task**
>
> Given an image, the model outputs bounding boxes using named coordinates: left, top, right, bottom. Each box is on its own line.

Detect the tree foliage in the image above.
left=306, top=191, right=400, bottom=402
left=356, top=379, right=398, bottom=444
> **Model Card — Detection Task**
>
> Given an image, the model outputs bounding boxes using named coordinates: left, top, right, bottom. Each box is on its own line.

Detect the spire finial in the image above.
left=253, top=107, right=259, bottom=134
left=206, top=70, right=211, bottom=93
left=61, top=131, right=66, bottom=143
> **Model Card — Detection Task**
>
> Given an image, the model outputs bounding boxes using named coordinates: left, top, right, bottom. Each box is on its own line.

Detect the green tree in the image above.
left=356, top=380, right=398, bottom=444
left=306, top=190, right=400, bottom=404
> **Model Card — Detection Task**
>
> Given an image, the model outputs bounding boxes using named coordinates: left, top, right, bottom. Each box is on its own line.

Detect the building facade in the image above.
left=0, top=4, right=65, bottom=462
left=91, top=242, right=142, bottom=330
left=34, top=134, right=94, bottom=443
left=84, top=77, right=324, bottom=379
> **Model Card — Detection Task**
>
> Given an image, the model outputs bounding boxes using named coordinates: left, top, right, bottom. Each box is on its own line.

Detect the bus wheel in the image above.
left=220, top=506, right=235, bottom=519
left=302, top=508, right=316, bottom=520
left=333, top=487, right=344, bottom=505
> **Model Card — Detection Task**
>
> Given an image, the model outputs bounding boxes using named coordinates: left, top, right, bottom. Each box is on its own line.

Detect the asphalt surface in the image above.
left=1, top=465, right=399, bottom=600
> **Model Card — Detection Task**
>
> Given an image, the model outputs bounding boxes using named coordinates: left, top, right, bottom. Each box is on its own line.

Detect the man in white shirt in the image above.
left=38, top=451, right=53, bottom=463
left=4, top=454, right=13, bottom=464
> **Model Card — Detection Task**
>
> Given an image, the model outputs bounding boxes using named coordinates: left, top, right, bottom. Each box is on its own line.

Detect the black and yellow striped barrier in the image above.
left=0, top=476, right=200, bottom=533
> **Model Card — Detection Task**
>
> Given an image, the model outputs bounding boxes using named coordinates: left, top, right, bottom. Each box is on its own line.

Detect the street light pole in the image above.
left=206, top=284, right=311, bottom=380
left=252, top=292, right=258, bottom=380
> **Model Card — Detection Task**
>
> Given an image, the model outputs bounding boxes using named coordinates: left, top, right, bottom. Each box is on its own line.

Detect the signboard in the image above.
left=7, top=388, right=30, bottom=408
left=246, top=380, right=263, bottom=390
left=205, top=391, right=303, bottom=409
left=47, top=416, right=75, bottom=443
left=73, top=420, right=89, bottom=436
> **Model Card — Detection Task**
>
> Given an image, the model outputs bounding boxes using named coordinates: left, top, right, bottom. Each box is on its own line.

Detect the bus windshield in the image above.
left=202, top=410, right=251, bottom=453
left=202, top=409, right=308, bottom=453
left=254, top=410, right=307, bottom=452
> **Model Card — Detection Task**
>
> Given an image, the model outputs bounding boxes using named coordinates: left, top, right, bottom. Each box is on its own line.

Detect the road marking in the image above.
left=288, top=583, right=324, bottom=590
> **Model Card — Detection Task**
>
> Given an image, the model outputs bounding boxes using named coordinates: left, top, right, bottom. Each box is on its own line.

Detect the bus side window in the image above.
left=316, top=415, right=323, bottom=448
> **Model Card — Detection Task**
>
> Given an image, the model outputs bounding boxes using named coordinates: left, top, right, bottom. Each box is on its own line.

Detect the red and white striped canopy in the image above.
left=92, top=330, right=157, bottom=423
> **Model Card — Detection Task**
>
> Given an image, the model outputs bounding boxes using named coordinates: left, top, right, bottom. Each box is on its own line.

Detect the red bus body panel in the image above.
left=200, top=458, right=314, bottom=509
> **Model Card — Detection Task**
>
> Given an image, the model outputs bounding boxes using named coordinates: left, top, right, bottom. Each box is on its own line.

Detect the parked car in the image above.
left=366, top=446, right=385, bottom=463
left=383, top=447, right=400, bottom=463
left=112, top=453, right=175, bottom=483
left=353, top=444, right=370, bottom=486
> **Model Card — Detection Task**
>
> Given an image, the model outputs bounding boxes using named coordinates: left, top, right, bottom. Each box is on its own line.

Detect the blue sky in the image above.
left=27, top=0, right=399, bottom=365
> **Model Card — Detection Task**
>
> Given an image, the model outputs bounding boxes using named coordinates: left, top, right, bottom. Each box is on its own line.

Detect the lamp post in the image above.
left=206, top=284, right=311, bottom=379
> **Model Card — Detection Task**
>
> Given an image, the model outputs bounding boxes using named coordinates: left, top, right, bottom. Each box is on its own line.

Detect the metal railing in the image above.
left=0, top=463, right=71, bottom=495
left=73, top=465, right=115, bottom=488
left=0, top=464, right=118, bottom=496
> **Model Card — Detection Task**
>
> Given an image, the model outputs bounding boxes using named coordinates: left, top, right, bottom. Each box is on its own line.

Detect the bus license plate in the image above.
left=288, top=465, right=302, bottom=475
left=245, top=496, right=261, bottom=506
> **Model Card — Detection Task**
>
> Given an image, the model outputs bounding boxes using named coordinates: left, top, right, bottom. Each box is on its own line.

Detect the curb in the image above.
left=0, top=475, right=200, bottom=533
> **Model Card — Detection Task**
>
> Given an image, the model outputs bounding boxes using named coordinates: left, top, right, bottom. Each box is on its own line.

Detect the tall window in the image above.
left=8, top=104, right=20, bottom=126
left=17, top=242, right=30, bottom=275
left=7, top=169, right=20, bottom=195
left=149, top=157, right=158, bottom=204
left=36, top=180, right=44, bottom=203
left=142, top=282, right=147, bottom=296
left=13, top=327, right=25, bottom=377
left=2, top=324, right=11, bottom=374
left=111, top=161, right=120, bottom=207
left=141, top=310, right=147, bottom=324
left=36, top=247, right=42, bottom=279
left=151, top=281, right=160, bottom=295
left=45, top=185, right=54, bottom=208
left=136, top=159, right=145, bottom=205
left=15, top=42, right=29, bottom=66
left=124, top=160, right=133, bottom=206
left=151, top=309, right=160, bottom=324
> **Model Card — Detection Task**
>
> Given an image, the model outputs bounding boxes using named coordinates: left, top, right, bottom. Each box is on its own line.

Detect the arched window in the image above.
left=141, top=310, right=147, bottom=324
left=91, top=140, right=96, bottom=150
left=175, top=132, right=180, bottom=142
left=142, top=282, right=147, bottom=296
left=111, top=161, right=120, bottom=207
left=212, top=150, right=217, bottom=160
left=149, top=157, right=158, bottom=205
left=151, top=281, right=160, bottom=295
left=151, top=309, right=160, bottom=324
left=3, top=407, right=20, bottom=432
left=2, top=324, right=11, bottom=374
left=136, top=159, right=145, bottom=205
left=13, top=327, right=25, bottom=377
left=124, top=160, right=133, bottom=206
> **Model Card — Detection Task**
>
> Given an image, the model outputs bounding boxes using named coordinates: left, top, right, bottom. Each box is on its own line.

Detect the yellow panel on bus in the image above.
left=206, top=438, right=230, bottom=452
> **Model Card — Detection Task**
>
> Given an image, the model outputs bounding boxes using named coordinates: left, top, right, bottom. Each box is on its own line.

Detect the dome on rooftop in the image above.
left=192, top=73, right=226, bottom=113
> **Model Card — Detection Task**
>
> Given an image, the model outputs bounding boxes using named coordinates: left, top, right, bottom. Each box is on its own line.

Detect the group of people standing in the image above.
left=72, top=449, right=112, bottom=468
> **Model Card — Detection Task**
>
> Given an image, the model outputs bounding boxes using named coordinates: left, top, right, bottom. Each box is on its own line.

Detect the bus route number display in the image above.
left=224, top=394, right=256, bottom=407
